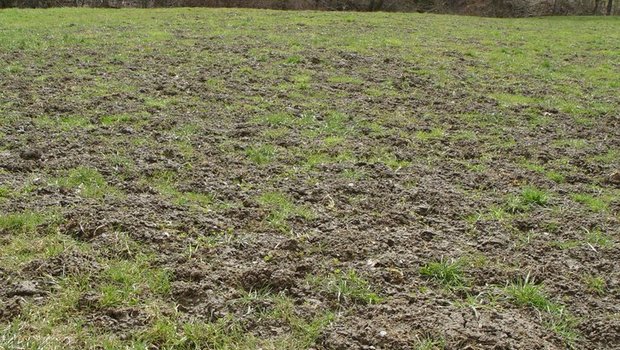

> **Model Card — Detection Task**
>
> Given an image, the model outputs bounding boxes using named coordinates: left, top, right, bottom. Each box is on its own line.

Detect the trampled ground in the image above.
left=0, top=8, right=619, bottom=349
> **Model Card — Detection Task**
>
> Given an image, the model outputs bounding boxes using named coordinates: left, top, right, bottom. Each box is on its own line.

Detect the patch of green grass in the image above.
left=518, top=159, right=545, bottom=173
left=0, top=211, right=49, bottom=234
left=0, top=185, right=12, bottom=200
left=58, top=166, right=119, bottom=199
left=254, top=112, right=296, bottom=127
left=144, top=97, right=174, bottom=110
left=546, top=308, right=580, bottom=349
left=137, top=315, right=257, bottom=349
left=506, top=186, right=550, bottom=213
left=303, top=150, right=355, bottom=168
left=420, top=259, right=466, bottom=287
left=414, top=335, right=446, bottom=350
left=262, top=127, right=290, bottom=139
left=321, top=112, right=351, bottom=136
left=0, top=235, right=72, bottom=271
left=311, top=269, right=382, bottom=305
left=341, top=168, right=365, bottom=181
left=571, top=193, right=608, bottom=213
left=257, top=192, right=313, bottom=232
left=583, top=275, right=606, bottom=295
left=369, top=150, right=410, bottom=171
left=323, top=135, right=345, bottom=147
left=521, top=186, right=550, bottom=206
left=246, top=144, right=277, bottom=165
left=99, top=254, right=171, bottom=307
left=285, top=55, right=303, bottom=64
left=506, top=277, right=555, bottom=312
left=505, top=276, right=580, bottom=347
left=416, top=128, right=445, bottom=141
left=59, top=115, right=92, bottom=130
left=175, top=191, right=213, bottom=208
left=262, top=295, right=335, bottom=347
left=592, top=149, right=619, bottom=164
left=36, top=115, right=92, bottom=131
left=101, top=113, right=134, bottom=126
left=584, top=228, right=613, bottom=249
left=549, top=240, right=580, bottom=250
left=149, top=171, right=213, bottom=209
left=492, top=93, right=541, bottom=107
left=546, top=171, right=565, bottom=183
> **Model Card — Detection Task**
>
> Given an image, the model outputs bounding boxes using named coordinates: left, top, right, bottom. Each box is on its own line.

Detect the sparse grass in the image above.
left=0, top=230, right=79, bottom=269
left=583, top=275, right=606, bottom=294
left=101, top=113, right=134, bottom=126
left=505, top=276, right=580, bottom=346
left=99, top=254, right=171, bottom=307
left=310, top=269, right=382, bottom=305
left=0, top=8, right=618, bottom=349
left=0, top=210, right=50, bottom=234
left=420, top=259, right=466, bottom=287
left=263, top=296, right=335, bottom=347
left=416, top=128, right=445, bottom=141
left=584, top=228, right=613, bottom=249
left=506, top=277, right=555, bottom=311
left=571, top=193, right=608, bottom=213
left=246, top=144, right=277, bottom=165
left=546, top=171, right=565, bottom=183
left=369, top=150, right=410, bottom=171
left=257, top=191, right=313, bottom=232
left=0, top=185, right=11, bottom=200
left=148, top=171, right=213, bottom=209
left=254, top=112, right=296, bottom=127
left=58, top=166, right=120, bottom=199
left=414, top=335, right=446, bottom=350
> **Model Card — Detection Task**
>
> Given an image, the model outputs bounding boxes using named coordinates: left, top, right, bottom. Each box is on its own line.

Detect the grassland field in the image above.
left=0, top=8, right=619, bottom=350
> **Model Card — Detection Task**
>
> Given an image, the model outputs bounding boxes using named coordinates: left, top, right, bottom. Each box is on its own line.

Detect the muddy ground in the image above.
left=0, top=8, right=619, bottom=350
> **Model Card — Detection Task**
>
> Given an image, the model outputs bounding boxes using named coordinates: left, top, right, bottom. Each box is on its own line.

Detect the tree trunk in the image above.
left=607, top=0, right=613, bottom=14
left=593, top=0, right=600, bottom=14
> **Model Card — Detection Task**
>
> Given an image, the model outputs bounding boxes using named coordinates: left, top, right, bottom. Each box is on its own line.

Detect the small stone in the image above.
left=378, top=330, right=387, bottom=337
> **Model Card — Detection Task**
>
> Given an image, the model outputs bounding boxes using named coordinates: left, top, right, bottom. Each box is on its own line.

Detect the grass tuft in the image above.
left=420, top=259, right=466, bottom=287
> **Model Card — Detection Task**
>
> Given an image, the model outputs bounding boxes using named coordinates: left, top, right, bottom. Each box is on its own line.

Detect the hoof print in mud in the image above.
left=240, top=267, right=295, bottom=292
left=19, top=149, right=43, bottom=161
left=609, top=171, right=620, bottom=186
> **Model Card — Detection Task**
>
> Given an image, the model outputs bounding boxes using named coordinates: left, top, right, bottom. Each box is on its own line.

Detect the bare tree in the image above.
left=607, top=0, right=614, bottom=14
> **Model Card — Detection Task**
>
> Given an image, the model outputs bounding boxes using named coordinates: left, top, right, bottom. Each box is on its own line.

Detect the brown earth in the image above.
left=0, top=9, right=619, bottom=350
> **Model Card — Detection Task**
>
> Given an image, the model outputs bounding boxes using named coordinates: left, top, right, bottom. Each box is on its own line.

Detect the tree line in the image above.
left=0, top=0, right=618, bottom=16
